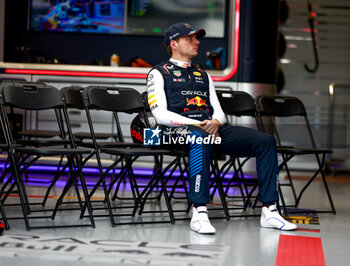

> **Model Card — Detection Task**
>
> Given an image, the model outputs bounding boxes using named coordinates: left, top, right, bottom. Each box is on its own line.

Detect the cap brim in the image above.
left=188, top=28, right=206, bottom=39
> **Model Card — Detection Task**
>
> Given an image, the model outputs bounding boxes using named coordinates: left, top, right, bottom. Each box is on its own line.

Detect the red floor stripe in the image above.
left=276, top=235, right=326, bottom=266
left=296, top=228, right=321, bottom=233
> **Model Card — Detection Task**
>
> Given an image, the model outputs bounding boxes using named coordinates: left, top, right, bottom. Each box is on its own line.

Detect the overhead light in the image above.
left=280, top=59, right=291, bottom=64
left=329, top=83, right=334, bottom=96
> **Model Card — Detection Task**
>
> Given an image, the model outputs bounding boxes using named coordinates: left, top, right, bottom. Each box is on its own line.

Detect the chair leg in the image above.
left=168, top=160, right=188, bottom=200
left=243, top=184, right=258, bottom=211
left=317, top=153, right=336, bottom=214
left=134, top=172, right=159, bottom=216
left=186, top=202, right=192, bottom=213
left=2, top=157, right=32, bottom=216
left=211, top=158, right=230, bottom=220
left=295, top=153, right=336, bottom=214
left=111, top=168, right=133, bottom=201
left=278, top=183, right=288, bottom=216
left=125, top=157, right=142, bottom=208
left=136, top=156, right=181, bottom=224
left=74, top=157, right=95, bottom=228
left=0, top=195, right=10, bottom=230
left=51, top=170, right=80, bottom=220
left=73, top=178, right=84, bottom=210
left=222, top=161, right=234, bottom=196
left=158, top=161, right=177, bottom=201
left=180, top=157, right=191, bottom=207
left=136, top=155, right=165, bottom=215
left=108, top=168, right=124, bottom=199
left=42, top=162, right=69, bottom=206
left=99, top=173, right=116, bottom=226
left=219, top=157, right=249, bottom=207
left=15, top=176, right=31, bottom=230
left=155, top=155, right=175, bottom=224
left=159, top=172, right=175, bottom=224
left=280, top=154, right=298, bottom=205
left=0, top=157, right=12, bottom=184
left=107, top=156, right=128, bottom=200
left=319, top=171, right=336, bottom=214
left=8, top=153, right=31, bottom=230
left=50, top=156, right=95, bottom=228
left=80, top=153, right=117, bottom=227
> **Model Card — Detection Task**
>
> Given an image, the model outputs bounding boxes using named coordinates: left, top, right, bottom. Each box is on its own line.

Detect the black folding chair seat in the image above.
left=15, top=139, right=71, bottom=146
left=256, top=95, right=335, bottom=215
left=74, top=140, right=141, bottom=149
left=277, top=146, right=332, bottom=155
left=13, top=146, right=91, bottom=156
left=73, top=132, right=119, bottom=140
left=100, top=147, right=174, bottom=156
left=18, top=130, right=61, bottom=138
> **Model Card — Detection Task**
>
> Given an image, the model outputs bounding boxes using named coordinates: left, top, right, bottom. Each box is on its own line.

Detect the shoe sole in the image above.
left=191, top=228, right=216, bottom=235
left=260, top=225, right=297, bottom=231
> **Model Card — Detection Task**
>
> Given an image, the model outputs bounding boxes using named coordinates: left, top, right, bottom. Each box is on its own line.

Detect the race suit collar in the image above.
left=169, top=58, right=192, bottom=68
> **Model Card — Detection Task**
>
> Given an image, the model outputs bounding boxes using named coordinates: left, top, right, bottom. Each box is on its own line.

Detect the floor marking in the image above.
left=284, top=213, right=320, bottom=225
left=0, top=234, right=229, bottom=266
left=296, top=228, right=321, bottom=233
left=275, top=235, right=326, bottom=266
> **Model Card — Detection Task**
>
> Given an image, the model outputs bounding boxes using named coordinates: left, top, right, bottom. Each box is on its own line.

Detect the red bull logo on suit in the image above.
left=186, top=96, right=208, bottom=107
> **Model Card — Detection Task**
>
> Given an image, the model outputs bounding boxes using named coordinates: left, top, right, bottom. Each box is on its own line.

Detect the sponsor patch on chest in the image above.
left=173, top=78, right=185, bottom=82
left=173, top=70, right=182, bottom=77
left=194, top=77, right=204, bottom=83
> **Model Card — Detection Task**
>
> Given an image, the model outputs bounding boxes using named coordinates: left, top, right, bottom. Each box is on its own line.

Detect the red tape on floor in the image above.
left=276, top=235, right=326, bottom=266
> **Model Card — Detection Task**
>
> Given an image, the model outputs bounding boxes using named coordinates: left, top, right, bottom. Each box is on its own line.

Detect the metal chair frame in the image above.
left=256, top=94, right=336, bottom=215
left=0, top=80, right=96, bottom=230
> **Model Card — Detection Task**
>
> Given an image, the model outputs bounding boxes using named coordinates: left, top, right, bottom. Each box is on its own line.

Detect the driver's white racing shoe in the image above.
left=190, top=206, right=216, bottom=234
left=260, top=205, right=297, bottom=231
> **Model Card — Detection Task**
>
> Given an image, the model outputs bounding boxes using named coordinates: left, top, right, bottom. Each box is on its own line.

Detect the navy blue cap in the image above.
left=164, top=22, right=206, bottom=47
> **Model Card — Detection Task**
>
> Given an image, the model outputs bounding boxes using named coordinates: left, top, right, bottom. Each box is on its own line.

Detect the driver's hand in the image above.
left=200, top=119, right=221, bottom=136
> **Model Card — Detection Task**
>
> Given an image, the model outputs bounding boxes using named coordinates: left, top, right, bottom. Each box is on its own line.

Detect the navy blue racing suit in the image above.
left=147, top=59, right=279, bottom=205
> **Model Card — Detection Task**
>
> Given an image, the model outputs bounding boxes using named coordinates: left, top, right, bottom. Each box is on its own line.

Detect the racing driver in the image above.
left=146, top=22, right=297, bottom=234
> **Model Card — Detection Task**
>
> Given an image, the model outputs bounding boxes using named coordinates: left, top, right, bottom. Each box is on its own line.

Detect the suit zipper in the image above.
left=185, top=68, right=192, bottom=82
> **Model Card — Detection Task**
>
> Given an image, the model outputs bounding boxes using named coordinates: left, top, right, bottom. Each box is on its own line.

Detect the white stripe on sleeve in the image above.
left=208, top=73, right=226, bottom=125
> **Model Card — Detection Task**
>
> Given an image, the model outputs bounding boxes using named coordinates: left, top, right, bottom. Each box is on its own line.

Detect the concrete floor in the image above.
left=0, top=171, right=349, bottom=266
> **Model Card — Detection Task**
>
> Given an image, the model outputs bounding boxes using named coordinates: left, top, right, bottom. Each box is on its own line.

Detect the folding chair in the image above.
left=0, top=80, right=95, bottom=230
left=0, top=82, right=79, bottom=208
left=0, top=80, right=70, bottom=193
left=0, top=117, right=11, bottom=231
left=212, top=90, right=261, bottom=212
left=0, top=80, right=63, bottom=144
left=61, top=86, right=123, bottom=144
left=80, top=86, right=186, bottom=226
left=140, top=91, right=190, bottom=206
left=256, top=95, right=336, bottom=214
left=61, top=86, right=144, bottom=207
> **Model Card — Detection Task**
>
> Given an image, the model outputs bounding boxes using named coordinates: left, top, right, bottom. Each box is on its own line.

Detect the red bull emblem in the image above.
left=186, top=96, right=208, bottom=107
